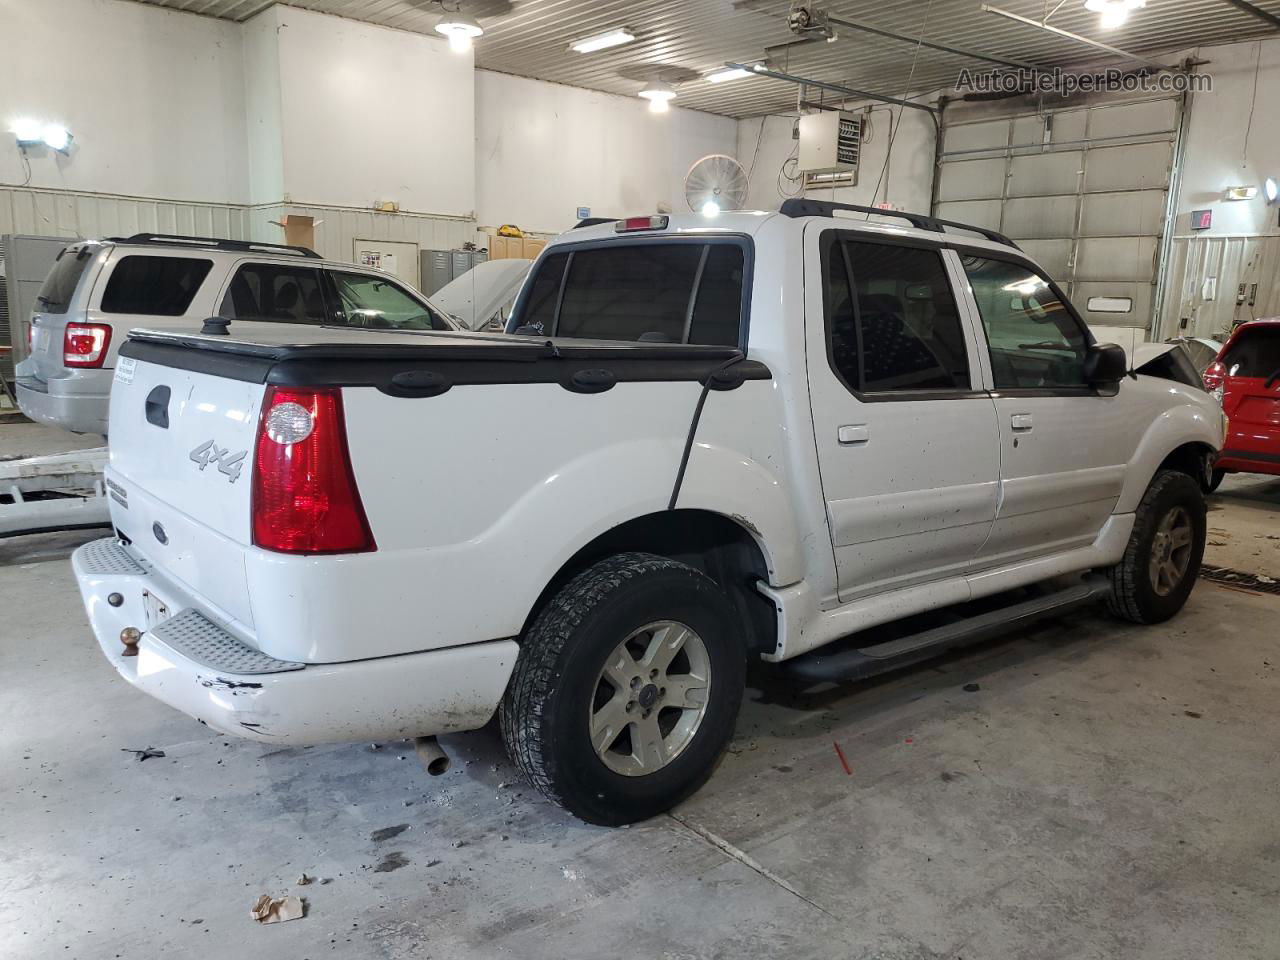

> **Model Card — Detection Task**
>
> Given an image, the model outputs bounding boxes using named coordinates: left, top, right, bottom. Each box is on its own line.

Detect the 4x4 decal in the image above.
left=190, top=440, right=246, bottom=483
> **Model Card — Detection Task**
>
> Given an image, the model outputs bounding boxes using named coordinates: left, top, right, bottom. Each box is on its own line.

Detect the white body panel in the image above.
left=78, top=210, right=1225, bottom=747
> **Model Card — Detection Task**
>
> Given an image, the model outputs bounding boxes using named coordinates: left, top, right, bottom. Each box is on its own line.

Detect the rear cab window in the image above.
left=101, top=255, right=213, bottom=316
left=1223, top=326, right=1280, bottom=378
left=513, top=238, right=749, bottom=346
left=35, top=245, right=98, bottom=314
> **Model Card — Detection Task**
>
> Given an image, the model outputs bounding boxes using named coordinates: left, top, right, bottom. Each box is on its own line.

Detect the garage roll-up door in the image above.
left=935, top=98, right=1182, bottom=335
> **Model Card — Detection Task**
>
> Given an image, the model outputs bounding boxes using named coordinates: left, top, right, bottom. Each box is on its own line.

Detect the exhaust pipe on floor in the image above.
left=413, top=736, right=451, bottom=776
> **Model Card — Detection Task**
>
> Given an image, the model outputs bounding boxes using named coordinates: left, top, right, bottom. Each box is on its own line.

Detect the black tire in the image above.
left=1205, top=468, right=1226, bottom=493
left=500, top=553, right=745, bottom=826
left=1104, top=469, right=1207, bottom=624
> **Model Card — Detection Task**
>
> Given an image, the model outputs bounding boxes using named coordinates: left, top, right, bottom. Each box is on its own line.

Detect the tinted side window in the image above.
left=330, top=272, right=445, bottom=330
left=961, top=256, right=1088, bottom=389
left=557, top=245, right=703, bottom=343
left=838, top=240, right=969, bottom=393
left=516, top=252, right=567, bottom=335
left=36, top=246, right=95, bottom=315
left=218, top=264, right=326, bottom=325
left=688, top=245, right=745, bottom=346
left=1223, top=327, right=1280, bottom=378
left=101, top=256, right=213, bottom=316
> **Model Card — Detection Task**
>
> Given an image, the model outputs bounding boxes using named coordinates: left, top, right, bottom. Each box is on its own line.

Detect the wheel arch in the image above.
left=519, top=509, right=778, bottom=658
left=1116, top=404, right=1222, bottom=513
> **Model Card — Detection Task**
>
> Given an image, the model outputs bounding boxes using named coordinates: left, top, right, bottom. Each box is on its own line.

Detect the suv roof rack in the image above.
left=778, top=199, right=1019, bottom=250
left=104, top=233, right=322, bottom=259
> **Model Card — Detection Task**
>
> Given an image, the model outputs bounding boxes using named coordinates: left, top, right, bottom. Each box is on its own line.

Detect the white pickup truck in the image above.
left=73, top=202, right=1224, bottom=825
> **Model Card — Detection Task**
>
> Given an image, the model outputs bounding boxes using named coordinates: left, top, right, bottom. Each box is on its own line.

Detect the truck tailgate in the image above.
left=106, top=353, right=265, bottom=627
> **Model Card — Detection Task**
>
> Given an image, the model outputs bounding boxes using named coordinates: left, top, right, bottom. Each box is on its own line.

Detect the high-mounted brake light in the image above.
left=251, top=386, right=376, bottom=555
left=616, top=215, right=670, bottom=233
left=63, top=323, right=112, bottom=368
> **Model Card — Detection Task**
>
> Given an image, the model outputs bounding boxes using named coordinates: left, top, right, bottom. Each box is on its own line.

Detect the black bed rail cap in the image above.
left=777, top=199, right=1019, bottom=250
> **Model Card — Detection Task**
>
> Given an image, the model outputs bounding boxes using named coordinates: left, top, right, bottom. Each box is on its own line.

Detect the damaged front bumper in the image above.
left=72, top=537, right=518, bottom=744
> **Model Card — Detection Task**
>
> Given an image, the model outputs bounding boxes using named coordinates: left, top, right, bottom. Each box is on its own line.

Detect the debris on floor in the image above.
left=121, top=747, right=165, bottom=761
left=963, top=683, right=981, bottom=693
left=249, top=894, right=305, bottom=924
left=297, top=873, right=313, bottom=886
left=833, top=741, right=852, bottom=776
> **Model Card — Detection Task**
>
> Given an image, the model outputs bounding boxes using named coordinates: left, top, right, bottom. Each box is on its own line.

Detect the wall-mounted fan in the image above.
left=684, top=154, right=750, bottom=215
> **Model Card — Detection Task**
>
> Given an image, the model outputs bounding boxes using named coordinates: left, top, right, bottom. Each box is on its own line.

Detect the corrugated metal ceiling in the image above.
left=134, top=0, right=1280, bottom=117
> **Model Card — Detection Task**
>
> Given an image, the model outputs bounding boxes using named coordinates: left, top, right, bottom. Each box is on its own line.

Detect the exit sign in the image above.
left=1190, top=209, right=1213, bottom=230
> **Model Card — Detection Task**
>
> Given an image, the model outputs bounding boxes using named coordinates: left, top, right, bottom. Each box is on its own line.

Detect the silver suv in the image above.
left=15, top=233, right=457, bottom=435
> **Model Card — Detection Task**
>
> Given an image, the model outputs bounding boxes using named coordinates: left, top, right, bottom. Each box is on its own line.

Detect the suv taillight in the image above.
left=63, top=323, right=112, bottom=368
left=251, top=386, right=376, bottom=554
left=1203, top=360, right=1227, bottom=401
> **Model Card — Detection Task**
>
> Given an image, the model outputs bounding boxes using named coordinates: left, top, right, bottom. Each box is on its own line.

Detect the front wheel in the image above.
left=500, top=553, right=746, bottom=825
left=1205, top=468, right=1226, bottom=493
left=1104, top=469, right=1207, bottom=624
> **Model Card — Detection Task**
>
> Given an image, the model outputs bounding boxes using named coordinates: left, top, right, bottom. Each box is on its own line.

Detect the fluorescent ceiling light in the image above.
left=706, top=66, right=753, bottom=83
left=569, top=28, right=635, bottom=53
left=1266, top=177, right=1279, bottom=203
left=435, top=13, right=483, bottom=53
left=1224, top=185, right=1258, bottom=201
left=639, top=78, right=677, bottom=113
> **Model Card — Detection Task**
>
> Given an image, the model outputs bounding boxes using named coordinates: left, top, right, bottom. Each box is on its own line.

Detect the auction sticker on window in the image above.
left=115, top=356, right=136, bottom=385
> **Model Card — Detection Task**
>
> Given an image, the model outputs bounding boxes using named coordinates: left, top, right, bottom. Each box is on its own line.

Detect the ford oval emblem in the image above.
left=152, top=522, right=169, bottom=546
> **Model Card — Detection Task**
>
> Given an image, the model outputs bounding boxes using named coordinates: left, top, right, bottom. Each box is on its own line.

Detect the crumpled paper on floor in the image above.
left=250, top=894, right=306, bottom=924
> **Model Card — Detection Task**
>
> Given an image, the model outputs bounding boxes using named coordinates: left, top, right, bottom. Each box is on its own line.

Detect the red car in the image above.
left=1203, top=319, right=1280, bottom=490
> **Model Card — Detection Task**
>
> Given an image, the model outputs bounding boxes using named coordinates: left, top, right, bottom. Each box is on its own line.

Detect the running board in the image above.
left=781, top=576, right=1113, bottom=685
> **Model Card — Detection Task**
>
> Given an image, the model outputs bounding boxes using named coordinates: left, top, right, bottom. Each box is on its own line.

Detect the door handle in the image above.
left=838, top=424, right=870, bottom=445
left=1010, top=414, right=1034, bottom=432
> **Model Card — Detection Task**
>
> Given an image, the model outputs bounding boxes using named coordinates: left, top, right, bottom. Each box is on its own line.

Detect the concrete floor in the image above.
left=2, top=424, right=1278, bottom=960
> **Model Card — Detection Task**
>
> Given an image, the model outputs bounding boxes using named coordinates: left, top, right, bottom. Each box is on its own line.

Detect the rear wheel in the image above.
left=500, top=553, right=745, bottom=825
left=1105, top=469, right=1206, bottom=624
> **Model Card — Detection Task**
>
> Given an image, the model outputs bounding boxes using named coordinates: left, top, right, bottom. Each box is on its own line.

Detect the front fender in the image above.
left=1116, top=397, right=1223, bottom=513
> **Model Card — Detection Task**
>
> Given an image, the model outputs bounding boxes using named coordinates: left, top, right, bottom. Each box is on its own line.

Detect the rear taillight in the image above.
left=1203, top=360, right=1226, bottom=402
left=63, top=323, right=112, bottom=368
left=251, top=386, right=375, bottom=555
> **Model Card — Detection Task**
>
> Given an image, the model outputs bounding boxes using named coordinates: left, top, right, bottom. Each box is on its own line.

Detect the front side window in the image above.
left=36, top=246, right=96, bottom=315
left=962, top=256, right=1089, bottom=390
left=824, top=237, right=970, bottom=395
left=101, top=256, right=212, bottom=316
left=515, top=242, right=746, bottom=346
left=1222, top=326, right=1280, bottom=378
left=218, top=264, right=327, bottom=325
left=329, top=272, right=447, bottom=330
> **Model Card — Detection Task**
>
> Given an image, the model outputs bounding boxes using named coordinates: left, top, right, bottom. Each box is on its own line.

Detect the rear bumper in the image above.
left=16, top=372, right=110, bottom=436
left=72, top=537, right=518, bottom=744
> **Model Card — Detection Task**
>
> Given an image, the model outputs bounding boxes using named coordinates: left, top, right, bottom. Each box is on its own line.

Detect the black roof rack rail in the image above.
left=104, top=233, right=322, bottom=259
left=778, top=199, right=1019, bottom=250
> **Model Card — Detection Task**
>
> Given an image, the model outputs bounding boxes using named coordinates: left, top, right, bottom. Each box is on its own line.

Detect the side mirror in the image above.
left=1084, top=342, right=1128, bottom=386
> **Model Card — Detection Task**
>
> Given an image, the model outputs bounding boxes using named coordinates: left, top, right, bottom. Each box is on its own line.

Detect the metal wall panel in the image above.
left=1076, top=236, right=1159, bottom=282
left=1087, top=99, right=1178, bottom=140
left=1076, top=280, right=1152, bottom=328
left=933, top=200, right=1003, bottom=232
left=1159, top=234, right=1280, bottom=341
left=1016, top=239, right=1074, bottom=279
left=1002, top=196, right=1078, bottom=240
left=936, top=158, right=1006, bottom=202
left=1083, top=142, right=1172, bottom=193
left=1007, top=152, right=1083, bottom=198
left=1080, top=190, right=1166, bottom=237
